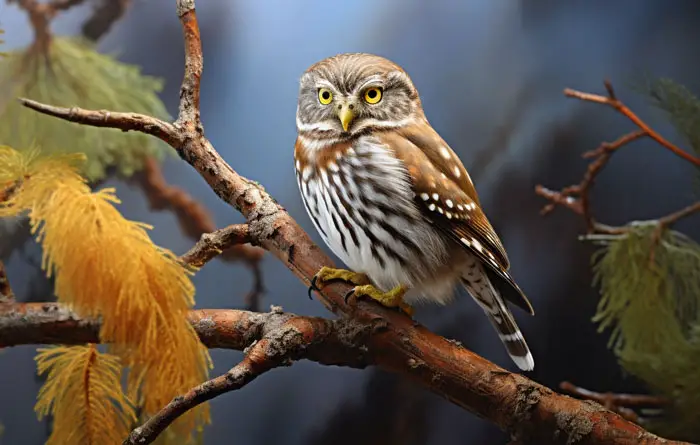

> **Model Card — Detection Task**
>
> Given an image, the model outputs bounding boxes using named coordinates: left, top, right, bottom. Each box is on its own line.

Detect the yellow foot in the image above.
left=308, top=266, right=370, bottom=298
left=347, top=284, right=414, bottom=317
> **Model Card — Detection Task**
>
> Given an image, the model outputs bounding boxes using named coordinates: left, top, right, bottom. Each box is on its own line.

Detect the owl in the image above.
left=294, top=53, right=535, bottom=371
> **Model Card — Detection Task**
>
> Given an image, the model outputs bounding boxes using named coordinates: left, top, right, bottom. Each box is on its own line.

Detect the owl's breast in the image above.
left=294, top=136, right=450, bottom=291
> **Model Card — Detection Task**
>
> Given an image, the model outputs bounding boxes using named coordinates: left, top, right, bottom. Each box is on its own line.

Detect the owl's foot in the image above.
left=308, top=266, right=370, bottom=299
left=345, top=284, right=414, bottom=317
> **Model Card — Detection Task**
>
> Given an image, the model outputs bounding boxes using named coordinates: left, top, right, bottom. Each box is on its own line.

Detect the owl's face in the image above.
left=296, top=53, right=422, bottom=139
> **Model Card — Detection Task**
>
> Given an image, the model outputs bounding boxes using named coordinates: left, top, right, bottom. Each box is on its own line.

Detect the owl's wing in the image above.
left=379, top=127, right=534, bottom=315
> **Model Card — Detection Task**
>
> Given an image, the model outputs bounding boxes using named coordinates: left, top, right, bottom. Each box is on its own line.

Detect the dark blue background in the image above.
left=2, top=1, right=699, bottom=443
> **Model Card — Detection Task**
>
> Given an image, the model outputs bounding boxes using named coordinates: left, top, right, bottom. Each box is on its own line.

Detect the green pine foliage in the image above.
left=643, top=77, right=700, bottom=155
left=0, top=37, right=173, bottom=181
left=641, top=77, right=700, bottom=194
left=591, top=223, right=700, bottom=440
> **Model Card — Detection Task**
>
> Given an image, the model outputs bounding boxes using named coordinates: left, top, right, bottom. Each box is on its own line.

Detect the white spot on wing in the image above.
left=472, top=239, right=483, bottom=252
left=432, top=193, right=439, bottom=201
left=440, top=146, right=451, bottom=159
left=420, top=193, right=430, bottom=201
left=446, top=199, right=454, bottom=208
left=454, top=166, right=461, bottom=178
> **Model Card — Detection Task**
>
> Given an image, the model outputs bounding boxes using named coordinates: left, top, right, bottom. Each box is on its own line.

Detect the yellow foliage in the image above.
left=0, top=146, right=212, bottom=438
left=35, top=345, right=136, bottom=445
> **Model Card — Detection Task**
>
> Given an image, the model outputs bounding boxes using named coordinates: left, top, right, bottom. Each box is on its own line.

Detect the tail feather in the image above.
left=461, top=268, right=534, bottom=371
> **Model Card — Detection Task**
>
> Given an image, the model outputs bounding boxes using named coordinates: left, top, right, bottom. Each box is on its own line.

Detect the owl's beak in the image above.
left=337, top=104, right=355, bottom=132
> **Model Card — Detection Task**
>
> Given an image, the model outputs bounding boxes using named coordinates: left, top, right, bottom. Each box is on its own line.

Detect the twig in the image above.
left=136, top=157, right=264, bottom=262
left=648, top=200, right=700, bottom=263
left=537, top=81, right=700, bottom=238
left=535, top=130, right=646, bottom=233
left=136, top=157, right=265, bottom=309
left=560, top=381, right=670, bottom=424
left=180, top=223, right=251, bottom=268
left=0, top=260, right=14, bottom=303
left=124, top=309, right=370, bottom=444
left=16, top=1, right=690, bottom=444
left=565, top=80, right=700, bottom=167
left=81, top=0, right=132, bottom=42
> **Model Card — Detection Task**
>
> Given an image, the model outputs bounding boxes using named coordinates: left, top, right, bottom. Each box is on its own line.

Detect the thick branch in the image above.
left=0, top=302, right=372, bottom=367
left=1, top=302, right=688, bottom=445
left=15, top=2, right=689, bottom=444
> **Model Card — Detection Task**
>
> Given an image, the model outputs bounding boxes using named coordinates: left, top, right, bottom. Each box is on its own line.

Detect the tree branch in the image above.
left=0, top=302, right=373, bottom=367
left=1, top=302, right=689, bottom=445
left=15, top=1, right=691, bottom=444
left=560, top=381, right=670, bottom=424
left=137, top=157, right=265, bottom=310
left=536, top=81, right=700, bottom=237
left=180, top=223, right=252, bottom=268
left=565, top=80, right=700, bottom=167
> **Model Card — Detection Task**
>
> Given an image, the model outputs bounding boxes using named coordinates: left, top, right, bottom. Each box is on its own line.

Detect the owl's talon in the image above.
left=348, top=284, right=414, bottom=317
left=308, top=275, right=321, bottom=299
left=308, top=266, right=369, bottom=299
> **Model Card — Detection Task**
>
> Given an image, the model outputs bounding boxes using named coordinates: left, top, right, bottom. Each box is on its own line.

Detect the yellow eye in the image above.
left=364, top=87, right=382, bottom=104
left=318, top=88, right=333, bottom=105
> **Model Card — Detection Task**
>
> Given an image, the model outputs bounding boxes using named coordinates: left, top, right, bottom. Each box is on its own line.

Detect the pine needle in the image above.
left=0, top=37, right=172, bottom=181
left=0, top=146, right=212, bottom=438
left=34, top=345, right=136, bottom=445
left=592, top=222, right=700, bottom=438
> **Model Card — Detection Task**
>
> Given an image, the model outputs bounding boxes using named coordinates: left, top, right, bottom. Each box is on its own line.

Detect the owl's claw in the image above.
left=308, top=266, right=369, bottom=299
left=345, top=284, right=414, bottom=317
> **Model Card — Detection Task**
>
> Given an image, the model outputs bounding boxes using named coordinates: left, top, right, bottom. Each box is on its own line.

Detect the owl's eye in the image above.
left=363, top=87, right=383, bottom=104
left=318, top=88, right=333, bottom=105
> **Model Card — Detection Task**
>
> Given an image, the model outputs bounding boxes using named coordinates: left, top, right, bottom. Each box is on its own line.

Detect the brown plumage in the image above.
left=294, top=53, right=535, bottom=371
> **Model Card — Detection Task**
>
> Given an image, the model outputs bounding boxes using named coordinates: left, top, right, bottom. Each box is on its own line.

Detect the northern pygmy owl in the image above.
left=294, top=53, right=535, bottom=371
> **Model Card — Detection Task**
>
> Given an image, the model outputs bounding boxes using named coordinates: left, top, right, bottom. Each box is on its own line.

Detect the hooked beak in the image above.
left=337, top=104, right=355, bottom=132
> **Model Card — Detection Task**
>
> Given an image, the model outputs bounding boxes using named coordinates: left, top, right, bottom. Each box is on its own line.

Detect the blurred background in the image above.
left=1, top=0, right=700, bottom=443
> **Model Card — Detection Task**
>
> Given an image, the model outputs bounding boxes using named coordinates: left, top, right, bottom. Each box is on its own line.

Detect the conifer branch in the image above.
left=15, top=1, right=692, bottom=444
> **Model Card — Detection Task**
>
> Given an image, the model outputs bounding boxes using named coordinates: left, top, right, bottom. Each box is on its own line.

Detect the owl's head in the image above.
left=296, top=53, right=422, bottom=139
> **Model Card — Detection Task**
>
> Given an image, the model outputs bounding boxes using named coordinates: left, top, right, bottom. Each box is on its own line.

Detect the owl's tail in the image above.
left=461, top=270, right=534, bottom=371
